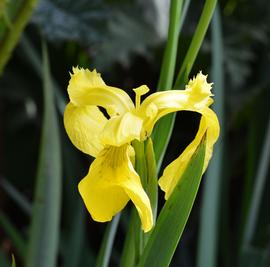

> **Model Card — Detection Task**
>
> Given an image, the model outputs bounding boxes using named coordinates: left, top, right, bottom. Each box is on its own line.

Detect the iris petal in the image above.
left=100, top=112, right=144, bottom=147
left=68, top=67, right=134, bottom=116
left=159, top=108, right=220, bottom=199
left=64, top=102, right=107, bottom=157
left=140, top=72, right=214, bottom=135
left=78, top=145, right=153, bottom=232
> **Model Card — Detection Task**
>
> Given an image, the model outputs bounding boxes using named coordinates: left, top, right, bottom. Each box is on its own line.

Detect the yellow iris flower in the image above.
left=64, top=67, right=220, bottom=233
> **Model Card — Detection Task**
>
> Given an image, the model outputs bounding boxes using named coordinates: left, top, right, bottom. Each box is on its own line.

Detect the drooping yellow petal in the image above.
left=99, top=112, right=144, bottom=147
left=64, top=102, right=107, bottom=157
left=78, top=145, right=153, bottom=232
left=68, top=67, right=134, bottom=116
left=159, top=108, right=220, bottom=199
left=139, top=72, right=214, bottom=135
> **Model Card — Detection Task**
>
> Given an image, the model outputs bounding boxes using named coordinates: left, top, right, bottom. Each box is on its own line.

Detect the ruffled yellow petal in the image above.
left=139, top=72, right=214, bottom=135
left=78, top=145, right=153, bottom=232
left=100, top=112, right=144, bottom=147
left=64, top=102, right=107, bottom=157
left=159, top=108, right=220, bottom=199
left=68, top=67, right=134, bottom=116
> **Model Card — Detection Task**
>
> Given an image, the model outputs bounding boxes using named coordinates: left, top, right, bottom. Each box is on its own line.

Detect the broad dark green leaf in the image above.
left=138, top=135, right=206, bottom=267
left=26, top=42, right=62, bottom=267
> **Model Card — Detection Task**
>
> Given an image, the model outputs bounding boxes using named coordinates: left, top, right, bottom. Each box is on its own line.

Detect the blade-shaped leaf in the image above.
left=0, top=212, right=25, bottom=259
left=138, top=134, right=206, bottom=267
left=11, top=255, right=15, bottom=267
left=197, top=7, right=224, bottom=267
left=153, top=0, right=217, bottom=170
left=0, top=177, right=32, bottom=215
left=0, top=0, right=37, bottom=74
left=26, top=42, right=62, bottom=267
left=96, top=214, right=121, bottom=267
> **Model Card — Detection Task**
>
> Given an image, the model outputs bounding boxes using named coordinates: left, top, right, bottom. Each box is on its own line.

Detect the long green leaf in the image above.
left=157, top=0, right=183, bottom=91
left=174, top=0, right=217, bottom=88
left=242, top=116, right=270, bottom=246
left=197, top=7, right=224, bottom=267
left=26, top=42, right=62, bottom=267
left=0, top=177, right=32, bottom=215
left=151, top=0, right=183, bottom=170
left=20, top=36, right=67, bottom=114
left=138, top=134, right=206, bottom=267
left=96, top=214, right=121, bottom=267
left=153, top=0, right=217, bottom=170
left=0, top=212, right=26, bottom=259
left=0, top=0, right=37, bottom=74
left=119, top=210, right=136, bottom=267
left=11, top=255, right=15, bottom=267
left=61, top=140, right=87, bottom=267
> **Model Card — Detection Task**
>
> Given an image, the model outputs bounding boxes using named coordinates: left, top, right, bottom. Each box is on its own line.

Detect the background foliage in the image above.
left=0, top=0, right=270, bottom=266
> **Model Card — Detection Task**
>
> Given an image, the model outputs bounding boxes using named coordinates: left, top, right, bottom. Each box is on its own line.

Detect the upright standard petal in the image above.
left=99, top=112, right=144, bottom=147
left=78, top=145, right=153, bottom=232
left=68, top=67, right=134, bottom=116
left=159, top=108, right=220, bottom=199
left=64, top=102, right=107, bottom=157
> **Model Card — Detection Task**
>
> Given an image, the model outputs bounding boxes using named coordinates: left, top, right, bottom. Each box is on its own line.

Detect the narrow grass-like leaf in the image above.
left=61, top=140, right=87, bottom=267
left=157, top=0, right=183, bottom=91
left=119, top=210, right=136, bottom=267
left=0, top=0, right=38, bottom=74
left=0, top=177, right=32, bottom=215
left=138, top=134, right=206, bottom=267
left=153, top=0, right=217, bottom=170
left=26, top=42, right=61, bottom=267
left=197, top=7, right=224, bottom=267
left=242, top=116, right=270, bottom=246
left=11, top=255, right=15, bottom=267
left=152, top=0, right=183, bottom=170
left=174, top=0, right=217, bottom=88
left=0, top=212, right=26, bottom=259
left=0, top=251, right=9, bottom=267
left=19, top=36, right=67, bottom=113
left=96, top=214, right=121, bottom=267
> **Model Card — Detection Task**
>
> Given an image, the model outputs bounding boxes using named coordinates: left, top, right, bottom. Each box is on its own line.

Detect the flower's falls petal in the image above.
left=78, top=145, right=153, bottom=232
left=100, top=112, right=144, bottom=147
left=159, top=108, right=220, bottom=199
left=120, top=153, right=153, bottom=232
left=64, top=102, right=107, bottom=157
left=68, top=67, right=134, bottom=116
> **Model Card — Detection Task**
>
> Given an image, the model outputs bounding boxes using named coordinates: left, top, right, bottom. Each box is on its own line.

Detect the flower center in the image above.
left=133, top=85, right=150, bottom=110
